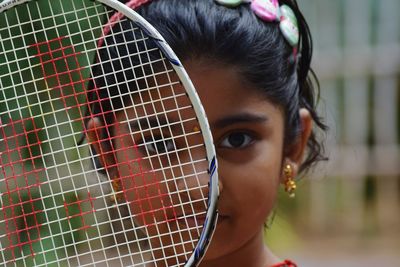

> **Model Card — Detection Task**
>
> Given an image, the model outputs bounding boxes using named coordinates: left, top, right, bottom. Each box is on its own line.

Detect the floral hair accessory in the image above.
left=215, top=0, right=299, bottom=48
left=250, top=0, right=279, bottom=21
left=278, top=4, right=299, bottom=47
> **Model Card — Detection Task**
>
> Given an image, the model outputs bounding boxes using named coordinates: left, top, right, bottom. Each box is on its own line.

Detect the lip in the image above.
left=217, top=214, right=229, bottom=225
left=176, top=214, right=206, bottom=229
left=171, top=211, right=229, bottom=229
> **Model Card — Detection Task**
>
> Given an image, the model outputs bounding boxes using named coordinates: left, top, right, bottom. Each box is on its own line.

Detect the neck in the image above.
left=199, top=229, right=281, bottom=267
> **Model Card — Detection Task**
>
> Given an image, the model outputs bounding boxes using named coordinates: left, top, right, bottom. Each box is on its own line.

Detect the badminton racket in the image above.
left=0, top=0, right=218, bottom=266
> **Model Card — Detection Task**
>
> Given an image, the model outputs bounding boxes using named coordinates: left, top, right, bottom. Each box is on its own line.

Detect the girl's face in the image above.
left=87, top=60, right=311, bottom=266
left=183, top=61, right=285, bottom=262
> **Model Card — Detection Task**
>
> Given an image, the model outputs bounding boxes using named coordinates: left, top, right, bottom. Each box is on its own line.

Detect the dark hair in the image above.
left=87, top=0, right=327, bottom=174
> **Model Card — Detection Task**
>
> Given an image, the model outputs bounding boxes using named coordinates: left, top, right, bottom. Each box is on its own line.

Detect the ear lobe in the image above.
left=86, top=117, right=117, bottom=175
left=283, top=108, right=313, bottom=177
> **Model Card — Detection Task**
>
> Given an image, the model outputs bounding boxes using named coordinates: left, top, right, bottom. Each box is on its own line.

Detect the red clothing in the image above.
left=270, top=260, right=297, bottom=267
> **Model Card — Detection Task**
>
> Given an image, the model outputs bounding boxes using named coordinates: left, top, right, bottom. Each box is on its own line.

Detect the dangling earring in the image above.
left=284, top=164, right=296, bottom=198
left=110, top=176, right=124, bottom=205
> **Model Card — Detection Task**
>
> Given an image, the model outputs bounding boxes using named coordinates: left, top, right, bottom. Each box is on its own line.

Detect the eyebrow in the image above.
left=212, top=113, right=269, bottom=129
left=129, top=115, right=180, bottom=132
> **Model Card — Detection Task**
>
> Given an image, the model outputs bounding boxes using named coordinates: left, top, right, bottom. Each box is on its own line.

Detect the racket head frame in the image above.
left=0, top=0, right=219, bottom=266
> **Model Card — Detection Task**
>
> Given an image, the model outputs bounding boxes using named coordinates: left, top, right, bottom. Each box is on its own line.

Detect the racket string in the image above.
left=1, top=0, right=213, bottom=266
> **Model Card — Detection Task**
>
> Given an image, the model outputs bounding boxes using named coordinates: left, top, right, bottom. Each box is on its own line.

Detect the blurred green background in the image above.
left=267, top=0, right=400, bottom=266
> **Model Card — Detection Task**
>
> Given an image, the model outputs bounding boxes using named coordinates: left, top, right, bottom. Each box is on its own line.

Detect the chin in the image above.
left=200, top=224, right=235, bottom=261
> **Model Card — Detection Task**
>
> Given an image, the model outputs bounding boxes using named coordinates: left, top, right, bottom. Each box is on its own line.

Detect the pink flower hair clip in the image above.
left=215, top=0, right=299, bottom=48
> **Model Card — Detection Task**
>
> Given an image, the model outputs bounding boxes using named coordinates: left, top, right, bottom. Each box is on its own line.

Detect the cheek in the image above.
left=224, top=141, right=283, bottom=214
left=113, top=134, right=210, bottom=224
left=207, top=156, right=281, bottom=258
left=113, top=137, right=169, bottom=225
left=236, top=160, right=281, bottom=209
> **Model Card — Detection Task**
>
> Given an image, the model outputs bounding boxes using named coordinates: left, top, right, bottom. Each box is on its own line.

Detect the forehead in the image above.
left=115, top=73, right=194, bottom=127
left=116, top=60, right=283, bottom=128
left=183, top=60, right=283, bottom=126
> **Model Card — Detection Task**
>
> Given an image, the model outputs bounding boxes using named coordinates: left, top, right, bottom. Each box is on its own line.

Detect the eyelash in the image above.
left=219, top=131, right=255, bottom=149
left=141, top=135, right=176, bottom=154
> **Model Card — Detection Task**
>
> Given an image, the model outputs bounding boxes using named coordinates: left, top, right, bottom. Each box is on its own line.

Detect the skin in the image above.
left=87, top=59, right=312, bottom=267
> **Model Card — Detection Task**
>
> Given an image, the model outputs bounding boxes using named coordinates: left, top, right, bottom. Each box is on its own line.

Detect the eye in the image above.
left=219, top=132, right=254, bottom=149
left=145, top=136, right=175, bottom=154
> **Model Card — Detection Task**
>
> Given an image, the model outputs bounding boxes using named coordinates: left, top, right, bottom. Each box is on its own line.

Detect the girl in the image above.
left=85, top=0, right=326, bottom=266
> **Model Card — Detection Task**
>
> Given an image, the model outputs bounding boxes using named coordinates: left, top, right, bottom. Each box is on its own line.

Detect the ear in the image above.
left=281, top=108, right=313, bottom=181
left=86, top=117, right=117, bottom=177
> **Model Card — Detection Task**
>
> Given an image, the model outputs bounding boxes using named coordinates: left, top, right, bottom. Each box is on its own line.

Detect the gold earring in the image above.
left=110, top=176, right=124, bottom=204
left=284, top=164, right=296, bottom=198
